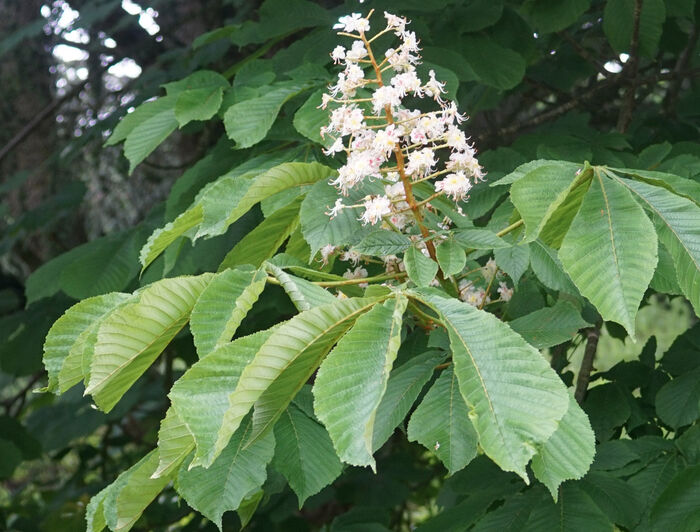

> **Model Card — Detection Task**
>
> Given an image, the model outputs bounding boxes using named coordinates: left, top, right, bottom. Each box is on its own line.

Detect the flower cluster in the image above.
left=320, top=10, right=484, bottom=232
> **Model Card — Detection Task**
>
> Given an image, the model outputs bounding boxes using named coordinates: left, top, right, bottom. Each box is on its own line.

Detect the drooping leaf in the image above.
left=153, top=407, right=194, bottom=478
left=217, top=197, right=301, bottom=270
left=528, top=240, right=578, bottom=293
left=210, top=297, right=383, bottom=467
left=272, top=404, right=343, bottom=506
left=43, top=293, right=130, bottom=393
left=176, top=416, right=275, bottom=530
left=531, top=394, right=596, bottom=499
left=313, top=296, right=406, bottom=468
left=610, top=175, right=700, bottom=315
left=413, top=290, right=569, bottom=480
left=494, top=244, right=530, bottom=285
left=404, top=246, right=439, bottom=287
left=655, top=367, right=700, bottom=429
left=372, top=350, right=443, bottom=451
left=170, top=330, right=273, bottom=468
left=123, top=106, right=178, bottom=174
left=139, top=206, right=204, bottom=271
left=86, top=275, right=213, bottom=412
left=407, top=366, right=478, bottom=475
left=559, top=174, right=657, bottom=336
left=175, top=83, right=226, bottom=127
left=189, top=267, right=267, bottom=357
left=106, top=95, right=177, bottom=147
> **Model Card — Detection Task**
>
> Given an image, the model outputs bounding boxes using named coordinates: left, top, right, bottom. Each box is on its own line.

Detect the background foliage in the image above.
left=1, top=0, right=699, bottom=530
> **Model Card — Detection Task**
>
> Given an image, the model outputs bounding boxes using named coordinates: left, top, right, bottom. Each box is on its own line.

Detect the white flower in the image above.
left=345, top=40, right=368, bottom=62
left=497, top=281, right=513, bottom=302
left=323, top=137, right=345, bottom=156
left=391, top=70, right=422, bottom=97
left=334, top=13, right=370, bottom=33
left=384, top=12, right=407, bottom=33
left=435, top=171, right=472, bottom=201
left=320, top=244, right=336, bottom=264
left=405, top=147, right=437, bottom=177
left=401, top=30, right=419, bottom=52
left=327, top=198, right=345, bottom=218
left=341, top=250, right=362, bottom=265
left=445, top=126, right=468, bottom=151
left=343, top=265, right=368, bottom=280
left=372, top=85, right=402, bottom=114
left=360, top=195, right=392, bottom=225
left=424, top=69, right=446, bottom=103
left=331, top=45, right=346, bottom=63
left=374, top=125, right=399, bottom=156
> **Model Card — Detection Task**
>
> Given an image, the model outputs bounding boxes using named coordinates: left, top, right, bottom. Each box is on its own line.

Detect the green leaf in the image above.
left=413, top=290, right=569, bottom=480
left=224, top=82, right=308, bottom=148
left=203, top=162, right=332, bottom=240
left=436, top=239, right=466, bottom=277
left=140, top=205, right=204, bottom=271
left=531, top=394, right=596, bottom=499
left=211, top=297, right=383, bottom=467
left=313, top=296, right=406, bottom=468
left=86, top=485, right=109, bottom=532
left=610, top=175, right=700, bottom=315
left=163, top=70, right=229, bottom=95
left=175, top=86, right=224, bottom=127
left=472, top=489, right=540, bottom=531
left=460, top=35, right=526, bottom=90
left=154, top=407, right=194, bottom=478
left=176, top=417, right=275, bottom=530
left=508, top=301, right=590, bottom=349
left=655, top=367, right=700, bottom=429
left=523, top=484, right=614, bottom=531
left=612, top=166, right=700, bottom=204
left=491, top=160, right=579, bottom=187
left=102, top=450, right=176, bottom=532
left=510, top=163, right=590, bottom=242
left=293, top=88, right=329, bottom=145
left=453, top=228, right=509, bottom=249
left=123, top=106, right=178, bottom=174
left=190, top=267, right=267, bottom=357
left=521, top=0, right=590, bottom=33
left=170, top=330, right=272, bottom=468
left=457, top=0, right=504, bottom=32
left=106, top=95, right=177, bottom=146
left=603, top=0, right=666, bottom=57
left=372, top=350, right=443, bottom=451
left=218, top=197, right=301, bottom=270
left=650, top=464, right=700, bottom=532
left=407, top=367, right=478, bottom=475
left=494, top=244, right=530, bottom=285
left=404, top=247, right=439, bottom=287
left=528, top=240, right=578, bottom=294
left=300, top=179, right=372, bottom=258
left=578, top=472, right=645, bottom=529
left=352, top=230, right=412, bottom=256
left=559, top=174, right=657, bottom=336
left=43, top=293, right=130, bottom=393
left=266, top=262, right=336, bottom=311
left=272, top=404, right=342, bottom=506
left=86, top=275, right=213, bottom=412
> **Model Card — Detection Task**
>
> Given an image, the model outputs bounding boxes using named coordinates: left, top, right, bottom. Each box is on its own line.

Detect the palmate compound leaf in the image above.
left=407, top=366, right=478, bottom=475
left=189, top=266, right=267, bottom=357
left=559, top=173, right=658, bottom=336
left=42, top=292, right=131, bottom=393
left=176, top=415, right=275, bottom=531
left=313, top=296, right=407, bottom=469
left=531, top=394, right=596, bottom=499
left=85, top=274, right=213, bottom=412
left=87, top=450, right=176, bottom=532
left=412, top=289, right=569, bottom=481
left=202, top=296, right=385, bottom=467
left=272, top=404, right=343, bottom=507
left=608, top=173, right=700, bottom=316
left=168, top=329, right=274, bottom=470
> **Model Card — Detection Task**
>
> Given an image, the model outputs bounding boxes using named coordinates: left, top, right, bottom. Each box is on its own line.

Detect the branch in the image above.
left=558, top=30, right=609, bottom=78
left=575, top=324, right=601, bottom=404
left=617, top=0, right=643, bottom=133
left=0, top=79, right=88, bottom=164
